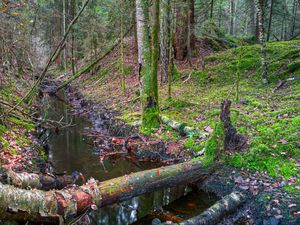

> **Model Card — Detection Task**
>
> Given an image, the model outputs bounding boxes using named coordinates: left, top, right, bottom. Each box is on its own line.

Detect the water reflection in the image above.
left=43, top=91, right=216, bottom=225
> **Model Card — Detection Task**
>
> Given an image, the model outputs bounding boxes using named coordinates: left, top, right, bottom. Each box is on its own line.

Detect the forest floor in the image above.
left=0, top=72, right=46, bottom=174
left=56, top=37, right=300, bottom=224
left=0, top=36, right=299, bottom=224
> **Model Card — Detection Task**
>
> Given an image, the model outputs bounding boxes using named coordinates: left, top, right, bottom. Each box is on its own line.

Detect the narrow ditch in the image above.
left=41, top=89, right=218, bottom=225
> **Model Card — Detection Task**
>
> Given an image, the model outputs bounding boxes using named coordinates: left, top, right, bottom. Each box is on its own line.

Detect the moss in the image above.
left=203, top=122, right=224, bottom=165
left=283, top=184, right=300, bottom=195
left=287, top=60, right=300, bottom=72
left=165, top=99, right=196, bottom=110
left=173, top=64, right=181, bottom=81
left=10, top=117, right=34, bottom=130
left=183, top=137, right=202, bottom=152
left=192, top=70, right=209, bottom=84
left=227, top=115, right=300, bottom=179
left=141, top=106, right=160, bottom=134
left=123, top=65, right=133, bottom=76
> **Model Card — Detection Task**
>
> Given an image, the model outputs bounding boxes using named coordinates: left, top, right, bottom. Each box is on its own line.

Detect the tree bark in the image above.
left=220, top=100, right=246, bottom=151
left=174, top=0, right=195, bottom=60
left=0, top=160, right=211, bottom=224
left=254, top=0, right=268, bottom=83
left=138, top=0, right=160, bottom=130
left=266, top=0, right=274, bottom=41
left=229, top=0, right=235, bottom=35
left=160, top=0, right=171, bottom=83
left=210, top=0, right=214, bottom=19
left=167, top=192, right=247, bottom=225
left=290, top=0, right=298, bottom=38
left=161, top=116, right=200, bottom=136
left=1, top=170, right=85, bottom=191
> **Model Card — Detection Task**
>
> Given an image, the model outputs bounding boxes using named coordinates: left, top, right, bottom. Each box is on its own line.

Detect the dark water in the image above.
left=43, top=91, right=217, bottom=225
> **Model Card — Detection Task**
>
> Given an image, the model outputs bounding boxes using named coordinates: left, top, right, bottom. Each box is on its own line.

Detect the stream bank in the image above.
left=39, top=84, right=219, bottom=225
left=53, top=81, right=300, bottom=225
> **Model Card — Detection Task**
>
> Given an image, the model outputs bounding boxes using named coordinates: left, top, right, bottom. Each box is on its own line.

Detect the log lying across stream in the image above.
left=174, top=192, right=247, bottom=225
left=1, top=170, right=85, bottom=191
left=0, top=160, right=211, bottom=224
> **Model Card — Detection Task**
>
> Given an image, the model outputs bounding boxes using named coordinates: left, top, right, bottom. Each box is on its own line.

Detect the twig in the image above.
left=182, top=71, right=193, bottom=84
left=272, top=76, right=299, bottom=93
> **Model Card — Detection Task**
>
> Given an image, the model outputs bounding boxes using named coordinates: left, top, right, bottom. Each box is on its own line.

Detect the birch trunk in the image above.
left=136, top=0, right=160, bottom=130
left=0, top=160, right=210, bottom=224
left=254, top=0, right=268, bottom=84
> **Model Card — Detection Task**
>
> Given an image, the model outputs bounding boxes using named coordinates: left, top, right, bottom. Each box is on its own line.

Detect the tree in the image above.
left=136, top=0, right=160, bottom=131
left=174, top=0, right=195, bottom=60
left=160, top=0, right=171, bottom=83
left=254, top=0, right=268, bottom=83
left=266, top=0, right=274, bottom=41
left=229, top=0, right=235, bottom=35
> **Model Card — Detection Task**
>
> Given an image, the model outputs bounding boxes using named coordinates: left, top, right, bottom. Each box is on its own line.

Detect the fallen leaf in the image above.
left=278, top=139, right=288, bottom=144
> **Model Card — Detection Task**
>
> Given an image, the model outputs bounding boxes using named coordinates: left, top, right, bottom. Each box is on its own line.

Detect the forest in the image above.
left=0, top=0, right=299, bottom=224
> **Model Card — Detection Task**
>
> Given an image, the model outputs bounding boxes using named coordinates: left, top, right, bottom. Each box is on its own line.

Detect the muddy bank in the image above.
left=59, top=84, right=186, bottom=164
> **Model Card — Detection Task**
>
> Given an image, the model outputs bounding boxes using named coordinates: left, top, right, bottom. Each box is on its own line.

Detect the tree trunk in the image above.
left=138, top=0, right=160, bottom=130
left=266, top=0, right=274, bottom=41
left=62, top=0, right=67, bottom=70
left=187, top=0, right=193, bottom=66
left=254, top=0, right=268, bottom=84
left=1, top=170, right=85, bottom=191
left=210, top=0, right=214, bottom=19
left=229, top=0, right=235, bottom=35
left=171, top=192, right=247, bottom=225
left=174, top=0, right=195, bottom=60
left=0, top=160, right=211, bottom=224
left=290, top=0, right=298, bottom=38
left=248, top=0, right=256, bottom=37
left=160, top=0, right=171, bottom=83
left=71, top=0, right=76, bottom=75
left=120, top=0, right=126, bottom=94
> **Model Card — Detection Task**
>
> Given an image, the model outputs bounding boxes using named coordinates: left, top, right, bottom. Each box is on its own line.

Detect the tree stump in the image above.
left=220, top=99, right=246, bottom=151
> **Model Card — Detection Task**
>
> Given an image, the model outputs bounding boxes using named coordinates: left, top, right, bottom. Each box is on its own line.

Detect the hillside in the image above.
left=70, top=39, right=300, bottom=187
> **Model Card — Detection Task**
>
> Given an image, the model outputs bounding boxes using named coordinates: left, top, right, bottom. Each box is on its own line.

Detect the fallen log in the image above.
left=164, top=192, right=247, bottom=225
left=161, top=116, right=200, bottom=136
left=1, top=170, right=85, bottom=191
left=0, top=160, right=211, bottom=224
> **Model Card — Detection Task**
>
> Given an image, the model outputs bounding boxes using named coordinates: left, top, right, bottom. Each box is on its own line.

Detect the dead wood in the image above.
left=220, top=99, right=247, bottom=151
left=172, top=192, right=247, bottom=225
left=0, top=160, right=211, bottom=224
left=1, top=170, right=85, bottom=191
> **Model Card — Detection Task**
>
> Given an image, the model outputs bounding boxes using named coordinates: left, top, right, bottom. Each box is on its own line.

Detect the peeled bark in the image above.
left=1, top=170, right=85, bottom=191
left=0, top=160, right=210, bottom=224
left=161, top=116, right=200, bottom=136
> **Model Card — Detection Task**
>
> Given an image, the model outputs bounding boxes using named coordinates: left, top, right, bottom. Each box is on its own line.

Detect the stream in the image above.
left=43, top=90, right=217, bottom=225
